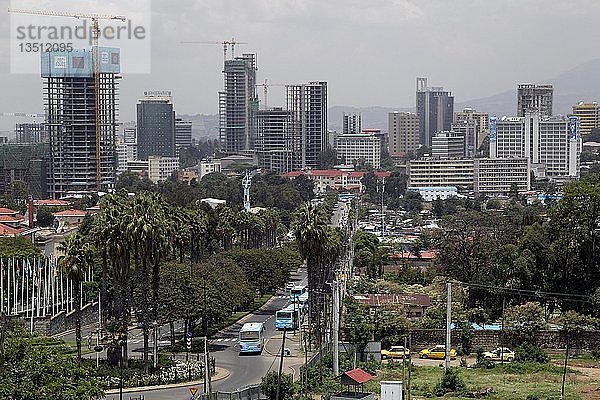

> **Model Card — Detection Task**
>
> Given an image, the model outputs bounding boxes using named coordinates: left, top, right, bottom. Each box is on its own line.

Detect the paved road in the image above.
left=104, top=267, right=308, bottom=400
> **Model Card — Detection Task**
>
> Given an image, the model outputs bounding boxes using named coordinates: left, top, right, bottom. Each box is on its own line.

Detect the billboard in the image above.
left=568, top=116, right=578, bottom=141
left=41, top=47, right=120, bottom=78
left=489, top=116, right=497, bottom=142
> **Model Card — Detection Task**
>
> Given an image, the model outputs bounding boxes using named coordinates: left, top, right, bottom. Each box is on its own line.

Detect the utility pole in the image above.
left=445, top=282, right=451, bottom=371
left=407, top=333, right=412, bottom=400
left=560, top=334, right=570, bottom=400
left=332, top=279, right=340, bottom=376
left=276, top=329, right=287, bottom=400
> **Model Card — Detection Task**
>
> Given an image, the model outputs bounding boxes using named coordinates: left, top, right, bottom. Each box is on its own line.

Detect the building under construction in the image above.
left=517, top=84, right=553, bottom=117
left=41, top=48, right=120, bottom=198
left=286, top=82, right=328, bottom=170
left=255, top=108, right=294, bottom=173
left=219, top=54, right=259, bottom=154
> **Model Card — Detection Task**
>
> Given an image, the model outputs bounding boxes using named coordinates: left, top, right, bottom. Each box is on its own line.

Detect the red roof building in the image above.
left=283, top=169, right=391, bottom=194
left=0, top=223, right=25, bottom=237
left=33, top=199, right=71, bottom=207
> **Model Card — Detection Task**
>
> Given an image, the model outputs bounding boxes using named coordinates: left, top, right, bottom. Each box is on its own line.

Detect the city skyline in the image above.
left=1, top=0, right=600, bottom=130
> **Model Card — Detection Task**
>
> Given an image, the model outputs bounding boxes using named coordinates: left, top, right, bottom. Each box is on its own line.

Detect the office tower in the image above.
left=42, top=48, right=120, bottom=198
left=451, top=120, right=478, bottom=158
left=137, top=91, right=175, bottom=161
left=343, top=113, right=361, bottom=134
left=490, top=113, right=581, bottom=179
left=431, top=131, right=464, bottom=159
left=219, top=54, right=259, bottom=154
left=517, top=84, right=553, bottom=117
left=334, top=132, right=381, bottom=168
left=572, top=102, right=600, bottom=136
left=124, top=127, right=137, bottom=144
left=388, top=112, right=420, bottom=156
left=286, top=82, right=328, bottom=169
left=454, top=108, right=489, bottom=147
left=416, top=77, right=454, bottom=148
left=15, top=123, right=47, bottom=144
left=255, top=108, right=294, bottom=173
left=175, top=118, right=193, bottom=154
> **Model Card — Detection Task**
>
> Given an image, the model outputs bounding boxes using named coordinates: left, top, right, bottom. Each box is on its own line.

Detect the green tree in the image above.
left=260, top=371, right=296, bottom=400
left=506, top=301, right=547, bottom=342
left=0, top=329, right=104, bottom=399
left=35, top=206, right=55, bottom=227
left=58, top=233, right=94, bottom=361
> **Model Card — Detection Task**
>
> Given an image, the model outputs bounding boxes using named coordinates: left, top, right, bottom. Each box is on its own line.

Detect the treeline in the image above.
left=428, top=174, right=600, bottom=320
left=61, top=190, right=302, bottom=374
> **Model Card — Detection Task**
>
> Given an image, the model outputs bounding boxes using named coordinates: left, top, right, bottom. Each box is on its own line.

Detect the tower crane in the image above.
left=254, top=79, right=286, bottom=108
left=180, top=38, right=248, bottom=62
left=8, top=8, right=126, bottom=190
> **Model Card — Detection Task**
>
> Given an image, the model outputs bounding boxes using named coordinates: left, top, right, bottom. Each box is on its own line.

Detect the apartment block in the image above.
left=334, top=132, right=381, bottom=168
left=255, top=108, right=294, bottom=173
left=572, top=102, right=600, bottom=136
left=15, top=123, right=47, bottom=144
left=148, top=156, right=179, bottom=183
left=343, top=113, right=361, bottom=134
left=388, top=112, right=420, bottom=156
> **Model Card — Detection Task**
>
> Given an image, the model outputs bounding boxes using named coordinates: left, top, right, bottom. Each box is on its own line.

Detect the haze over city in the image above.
left=1, top=0, right=600, bottom=129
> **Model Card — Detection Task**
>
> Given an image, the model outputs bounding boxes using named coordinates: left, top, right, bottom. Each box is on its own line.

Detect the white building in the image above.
left=148, top=156, right=179, bottom=183
left=407, top=159, right=474, bottom=190
left=334, top=133, right=381, bottom=168
left=474, top=158, right=531, bottom=195
left=431, top=131, right=464, bottom=159
left=490, top=113, right=581, bottom=179
left=407, top=186, right=458, bottom=201
left=199, top=160, right=222, bottom=179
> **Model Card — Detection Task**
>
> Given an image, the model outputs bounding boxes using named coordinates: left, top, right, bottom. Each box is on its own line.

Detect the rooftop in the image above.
left=354, top=293, right=431, bottom=308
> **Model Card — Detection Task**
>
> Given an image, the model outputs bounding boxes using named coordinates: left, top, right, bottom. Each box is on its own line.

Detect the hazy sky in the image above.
left=1, top=0, right=600, bottom=129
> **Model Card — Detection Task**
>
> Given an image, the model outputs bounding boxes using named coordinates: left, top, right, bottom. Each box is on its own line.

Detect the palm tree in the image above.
left=58, top=232, right=93, bottom=361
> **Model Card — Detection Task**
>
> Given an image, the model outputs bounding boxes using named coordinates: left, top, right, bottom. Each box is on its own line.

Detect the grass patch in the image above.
left=373, top=364, right=586, bottom=399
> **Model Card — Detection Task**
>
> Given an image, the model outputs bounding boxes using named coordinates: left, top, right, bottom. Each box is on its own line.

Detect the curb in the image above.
left=105, top=367, right=230, bottom=394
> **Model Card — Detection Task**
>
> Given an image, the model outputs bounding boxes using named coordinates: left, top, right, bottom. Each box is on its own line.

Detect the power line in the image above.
left=449, top=279, right=593, bottom=304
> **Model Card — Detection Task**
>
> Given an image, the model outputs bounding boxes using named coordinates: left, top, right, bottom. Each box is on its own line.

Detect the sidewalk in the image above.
left=105, top=367, right=229, bottom=394
left=264, top=331, right=310, bottom=380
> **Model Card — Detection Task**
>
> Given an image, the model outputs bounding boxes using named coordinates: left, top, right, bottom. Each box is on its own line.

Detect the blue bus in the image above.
left=275, top=305, right=300, bottom=330
left=289, top=285, right=307, bottom=302
left=238, top=322, right=265, bottom=354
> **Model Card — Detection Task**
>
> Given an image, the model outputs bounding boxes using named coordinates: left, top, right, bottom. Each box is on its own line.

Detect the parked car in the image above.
left=483, top=347, right=515, bottom=362
left=418, top=345, right=457, bottom=360
left=381, top=346, right=411, bottom=359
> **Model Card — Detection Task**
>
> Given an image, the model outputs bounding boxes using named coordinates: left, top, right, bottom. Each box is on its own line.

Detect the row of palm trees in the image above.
left=58, top=190, right=285, bottom=372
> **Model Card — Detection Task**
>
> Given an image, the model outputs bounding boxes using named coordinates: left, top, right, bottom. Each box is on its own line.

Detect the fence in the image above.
left=194, top=384, right=265, bottom=400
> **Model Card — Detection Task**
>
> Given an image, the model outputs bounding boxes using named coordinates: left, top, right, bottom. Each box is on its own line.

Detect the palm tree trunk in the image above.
left=75, top=280, right=82, bottom=361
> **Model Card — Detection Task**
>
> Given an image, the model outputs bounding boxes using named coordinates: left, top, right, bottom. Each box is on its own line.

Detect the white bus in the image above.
left=238, top=322, right=265, bottom=354
left=289, top=285, right=307, bottom=302
left=275, top=305, right=300, bottom=330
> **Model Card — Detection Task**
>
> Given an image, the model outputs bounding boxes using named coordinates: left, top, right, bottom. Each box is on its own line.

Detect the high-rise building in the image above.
left=255, top=108, right=294, bottom=173
left=15, top=123, right=47, bottom=144
left=343, top=114, right=361, bottom=134
left=416, top=77, right=454, bottom=148
left=219, top=54, right=259, bottom=154
left=334, top=132, right=381, bottom=168
left=175, top=118, right=193, bottom=154
left=490, top=113, right=581, bottom=179
left=137, top=92, right=175, bottom=161
left=431, top=131, right=464, bottom=160
left=388, top=112, right=420, bottom=156
left=42, top=48, right=120, bottom=198
left=451, top=120, right=478, bottom=158
left=287, top=82, right=328, bottom=169
left=517, top=84, right=553, bottom=117
left=453, top=108, right=489, bottom=147
left=123, top=127, right=138, bottom=160
left=572, top=102, right=600, bottom=136
left=0, top=143, right=49, bottom=199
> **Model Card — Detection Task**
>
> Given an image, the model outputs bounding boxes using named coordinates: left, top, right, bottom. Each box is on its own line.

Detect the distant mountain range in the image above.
left=190, top=58, right=600, bottom=139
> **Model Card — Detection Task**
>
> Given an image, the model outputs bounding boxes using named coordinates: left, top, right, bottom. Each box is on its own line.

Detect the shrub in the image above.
left=514, top=342, right=549, bottom=363
left=473, top=348, right=495, bottom=369
left=434, top=367, right=466, bottom=396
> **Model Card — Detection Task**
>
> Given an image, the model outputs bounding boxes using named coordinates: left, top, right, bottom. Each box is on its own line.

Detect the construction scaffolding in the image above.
left=42, top=49, right=120, bottom=198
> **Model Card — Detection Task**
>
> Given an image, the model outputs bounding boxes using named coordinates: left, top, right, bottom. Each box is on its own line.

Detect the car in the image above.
left=381, top=346, right=411, bottom=360
left=483, top=347, right=515, bottom=362
left=418, top=345, right=457, bottom=360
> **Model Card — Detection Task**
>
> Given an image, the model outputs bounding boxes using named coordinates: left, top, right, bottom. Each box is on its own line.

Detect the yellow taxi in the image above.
left=381, top=345, right=411, bottom=360
left=418, top=345, right=457, bottom=360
